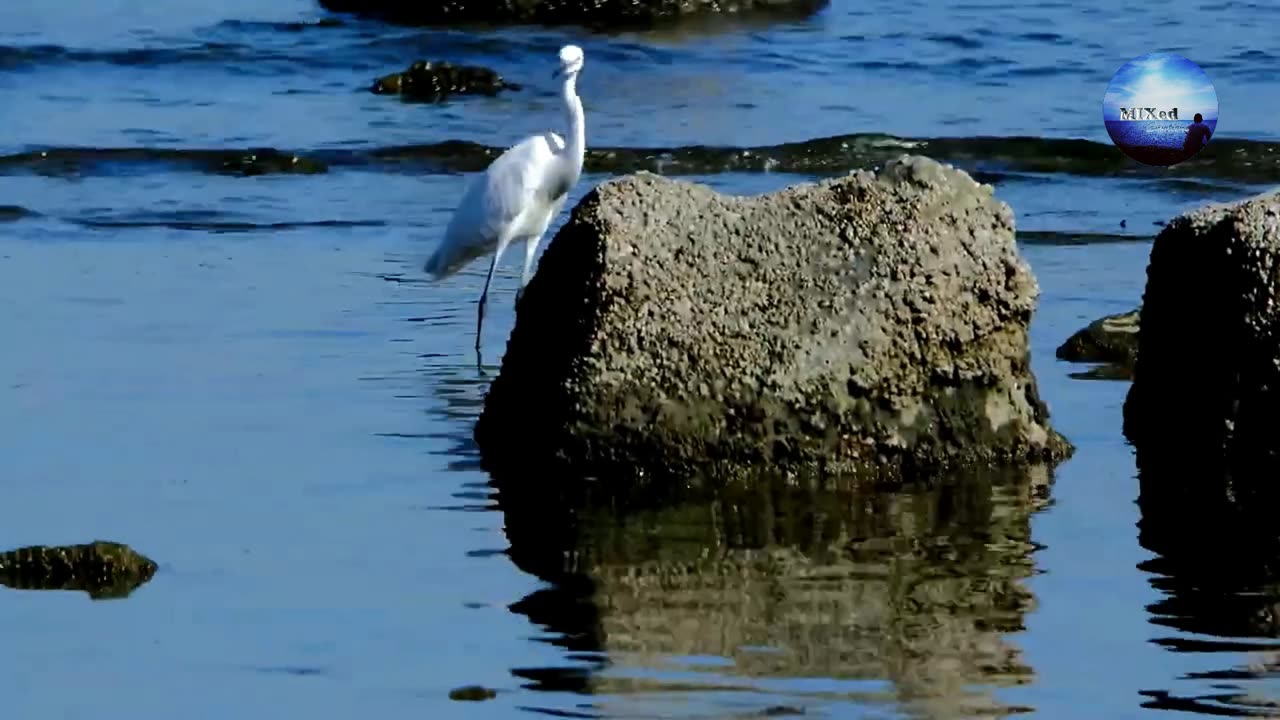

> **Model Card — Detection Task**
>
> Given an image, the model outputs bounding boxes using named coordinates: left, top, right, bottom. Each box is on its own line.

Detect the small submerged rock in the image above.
left=0, top=540, right=158, bottom=599
left=1056, top=307, right=1140, bottom=379
left=280, top=17, right=345, bottom=31
left=218, top=148, right=326, bottom=176
left=759, top=706, right=807, bottom=716
left=0, top=205, right=37, bottom=222
left=370, top=60, right=519, bottom=102
left=448, top=685, right=497, bottom=701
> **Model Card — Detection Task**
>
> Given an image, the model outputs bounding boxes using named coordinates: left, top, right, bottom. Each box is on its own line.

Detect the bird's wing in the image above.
left=425, top=133, right=558, bottom=279
left=535, top=132, right=573, bottom=201
left=478, top=133, right=560, bottom=236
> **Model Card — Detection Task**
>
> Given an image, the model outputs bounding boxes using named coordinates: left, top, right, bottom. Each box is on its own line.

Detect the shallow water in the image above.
left=2, top=0, right=1279, bottom=718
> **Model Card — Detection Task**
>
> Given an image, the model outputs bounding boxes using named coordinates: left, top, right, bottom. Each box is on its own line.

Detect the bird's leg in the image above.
left=515, top=235, right=541, bottom=306
left=476, top=247, right=503, bottom=353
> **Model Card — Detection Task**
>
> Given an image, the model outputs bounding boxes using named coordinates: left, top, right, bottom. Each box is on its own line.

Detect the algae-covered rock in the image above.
left=499, top=465, right=1050, bottom=716
left=318, top=0, right=829, bottom=29
left=371, top=60, right=518, bottom=102
left=475, top=156, right=1071, bottom=485
left=0, top=540, right=158, bottom=599
left=1056, top=307, right=1140, bottom=378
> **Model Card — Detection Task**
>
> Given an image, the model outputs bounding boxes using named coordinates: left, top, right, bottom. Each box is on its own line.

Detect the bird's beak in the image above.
left=552, top=67, right=563, bottom=79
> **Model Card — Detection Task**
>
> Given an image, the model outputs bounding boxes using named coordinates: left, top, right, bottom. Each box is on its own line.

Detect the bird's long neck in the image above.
left=561, top=75, right=585, bottom=176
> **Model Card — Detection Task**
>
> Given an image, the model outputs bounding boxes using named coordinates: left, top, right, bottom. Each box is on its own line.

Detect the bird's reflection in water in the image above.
left=414, top=358, right=496, bottom=516
left=496, top=463, right=1055, bottom=719
left=418, top=356, right=494, bottom=463
left=1137, top=459, right=1280, bottom=717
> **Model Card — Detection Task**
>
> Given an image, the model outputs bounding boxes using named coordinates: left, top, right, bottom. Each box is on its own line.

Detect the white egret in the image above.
left=423, top=44, right=587, bottom=354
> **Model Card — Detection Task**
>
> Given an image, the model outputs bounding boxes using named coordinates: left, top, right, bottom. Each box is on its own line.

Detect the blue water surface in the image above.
left=1, top=1, right=1279, bottom=719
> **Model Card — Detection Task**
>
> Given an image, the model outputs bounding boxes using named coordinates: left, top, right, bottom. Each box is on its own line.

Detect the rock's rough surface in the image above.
left=0, top=541, right=158, bottom=599
left=475, top=155, right=1071, bottom=483
left=1056, top=307, right=1140, bottom=375
left=371, top=60, right=517, bottom=102
left=319, top=0, right=829, bottom=28
left=1124, top=190, right=1280, bottom=491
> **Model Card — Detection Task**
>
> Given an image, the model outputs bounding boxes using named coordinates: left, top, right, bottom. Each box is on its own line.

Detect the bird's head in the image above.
left=553, top=45, right=584, bottom=79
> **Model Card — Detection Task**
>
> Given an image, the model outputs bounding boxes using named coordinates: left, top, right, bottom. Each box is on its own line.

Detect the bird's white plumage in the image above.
left=559, top=45, right=583, bottom=67
left=422, top=44, right=587, bottom=356
left=423, top=130, right=569, bottom=280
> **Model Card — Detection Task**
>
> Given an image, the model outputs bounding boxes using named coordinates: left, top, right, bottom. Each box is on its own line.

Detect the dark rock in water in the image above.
left=475, top=155, right=1072, bottom=485
left=219, top=148, right=326, bottom=176
left=0, top=205, right=37, bottom=222
left=370, top=60, right=518, bottom=102
left=1124, top=189, right=1280, bottom=496
left=1126, top=188, right=1280, bottom=491
left=318, top=0, right=829, bottom=28
left=1128, top=192, right=1280, bottom=652
left=1056, top=307, right=1140, bottom=378
left=448, top=685, right=497, bottom=701
left=0, top=541, right=158, bottom=599
left=1131, top=188, right=1280, bottom=497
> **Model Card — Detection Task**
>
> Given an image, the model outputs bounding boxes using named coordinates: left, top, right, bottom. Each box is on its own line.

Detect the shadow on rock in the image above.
left=498, top=464, right=1050, bottom=716
left=1135, top=457, right=1280, bottom=715
left=0, top=540, right=158, bottom=600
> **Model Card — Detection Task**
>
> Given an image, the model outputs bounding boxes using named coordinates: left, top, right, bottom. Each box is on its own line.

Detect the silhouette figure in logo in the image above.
left=1183, top=112, right=1212, bottom=157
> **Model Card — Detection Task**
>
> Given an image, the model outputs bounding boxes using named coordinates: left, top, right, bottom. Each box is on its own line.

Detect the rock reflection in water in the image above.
left=498, top=466, right=1052, bottom=718
left=1137, top=460, right=1280, bottom=716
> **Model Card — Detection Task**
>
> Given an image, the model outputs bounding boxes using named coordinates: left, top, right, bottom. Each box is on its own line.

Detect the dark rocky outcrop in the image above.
left=318, top=0, right=829, bottom=29
left=475, top=155, right=1072, bottom=486
left=0, top=541, right=158, bottom=599
left=370, top=60, right=518, bottom=102
left=1056, top=307, right=1140, bottom=378
left=1123, top=189, right=1280, bottom=496
left=1125, top=190, right=1280, bottom=712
